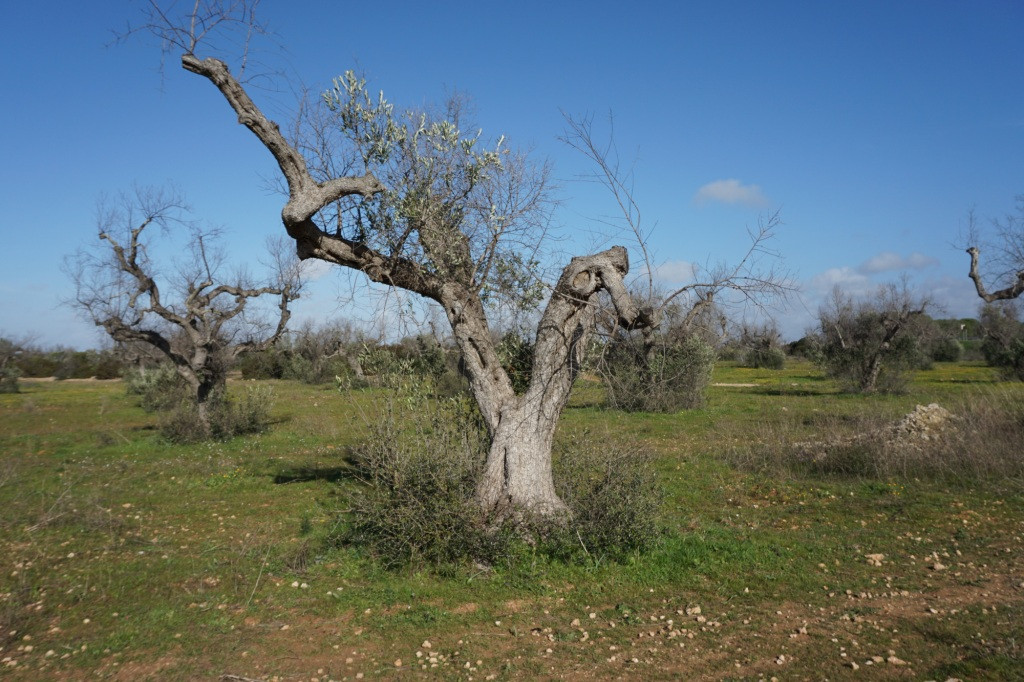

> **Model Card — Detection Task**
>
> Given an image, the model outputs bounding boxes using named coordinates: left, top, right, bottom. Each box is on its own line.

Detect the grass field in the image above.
left=1, top=360, right=1022, bottom=680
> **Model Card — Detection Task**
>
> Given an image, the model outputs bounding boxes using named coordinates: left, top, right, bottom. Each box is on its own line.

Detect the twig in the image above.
left=245, top=544, right=271, bottom=608
left=576, top=528, right=593, bottom=563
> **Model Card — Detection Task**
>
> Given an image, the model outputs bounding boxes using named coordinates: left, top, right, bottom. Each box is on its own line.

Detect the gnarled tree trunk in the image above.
left=466, top=246, right=656, bottom=516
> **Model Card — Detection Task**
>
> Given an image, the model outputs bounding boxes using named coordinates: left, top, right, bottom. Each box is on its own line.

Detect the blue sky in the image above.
left=2, top=0, right=1022, bottom=347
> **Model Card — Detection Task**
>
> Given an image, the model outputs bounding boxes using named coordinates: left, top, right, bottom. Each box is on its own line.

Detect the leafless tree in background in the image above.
left=966, top=195, right=1024, bottom=302
left=69, top=185, right=300, bottom=434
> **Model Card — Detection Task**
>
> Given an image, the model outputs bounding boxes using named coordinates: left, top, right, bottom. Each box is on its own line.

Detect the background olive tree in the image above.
left=811, top=283, right=930, bottom=393
left=68, top=185, right=300, bottom=438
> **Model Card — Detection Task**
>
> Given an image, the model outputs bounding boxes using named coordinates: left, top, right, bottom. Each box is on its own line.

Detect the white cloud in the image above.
left=653, top=259, right=697, bottom=284
left=693, top=179, right=769, bottom=207
left=299, top=258, right=334, bottom=281
left=858, top=251, right=938, bottom=274
left=807, top=266, right=873, bottom=297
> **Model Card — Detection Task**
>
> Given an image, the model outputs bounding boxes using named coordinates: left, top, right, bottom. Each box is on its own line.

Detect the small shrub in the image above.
left=237, top=347, right=288, bottom=380
left=979, top=302, right=1024, bottom=380
left=743, top=345, right=786, bottom=370
left=338, top=386, right=664, bottom=570
left=552, top=432, right=663, bottom=561
left=604, top=334, right=716, bottom=411
left=736, top=323, right=786, bottom=369
left=929, top=337, right=964, bottom=363
left=124, top=364, right=186, bottom=412
left=0, top=367, right=20, bottom=394
left=497, top=332, right=534, bottom=394
left=160, top=384, right=275, bottom=443
left=342, top=394, right=498, bottom=568
left=813, top=285, right=929, bottom=393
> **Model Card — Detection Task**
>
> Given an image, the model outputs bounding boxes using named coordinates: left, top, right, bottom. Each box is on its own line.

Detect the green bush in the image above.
left=237, top=347, right=288, bottom=380
left=552, top=432, right=663, bottom=561
left=0, top=367, right=20, bottom=394
left=343, top=395, right=497, bottom=568
left=604, top=334, right=716, bottom=411
left=979, top=303, right=1024, bottom=380
left=743, top=345, right=786, bottom=370
left=497, top=332, right=534, bottom=394
left=929, top=337, right=964, bottom=363
left=124, top=365, right=186, bottom=412
left=160, top=384, right=275, bottom=443
left=812, top=286, right=929, bottom=394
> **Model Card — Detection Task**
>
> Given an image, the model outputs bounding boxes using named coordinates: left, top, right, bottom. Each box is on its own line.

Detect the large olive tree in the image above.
left=128, top=1, right=658, bottom=518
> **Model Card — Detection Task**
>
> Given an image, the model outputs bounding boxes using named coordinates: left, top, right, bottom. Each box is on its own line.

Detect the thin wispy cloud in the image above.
left=300, top=259, right=334, bottom=281
left=808, top=266, right=873, bottom=297
left=693, top=179, right=769, bottom=208
left=653, top=259, right=697, bottom=284
left=858, top=251, right=938, bottom=274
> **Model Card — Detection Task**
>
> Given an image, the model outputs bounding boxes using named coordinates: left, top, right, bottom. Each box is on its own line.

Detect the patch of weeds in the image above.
left=729, top=389, right=1024, bottom=482
left=389, top=604, right=449, bottom=627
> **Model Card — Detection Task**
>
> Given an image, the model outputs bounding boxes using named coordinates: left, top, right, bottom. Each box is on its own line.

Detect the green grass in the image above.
left=1, top=362, right=1022, bottom=680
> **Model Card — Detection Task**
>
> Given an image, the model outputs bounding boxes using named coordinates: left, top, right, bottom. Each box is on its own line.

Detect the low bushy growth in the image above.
left=159, top=384, right=275, bottom=443
left=338, top=387, right=664, bottom=570
left=743, top=345, right=786, bottom=369
left=979, top=303, right=1024, bottom=380
left=0, top=367, right=20, bottom=394
left=604, top=334, right=716, bottom=411
left=730, top=392, right=1024, bottom=481
left=124, top=364, right=186, bottom=412
left=929, top=336, right=964, bottom=363
left=552, top=432, right=663, bottom=561
left=736, top=323, right=786, bottom=369
left=342, top=395, right=497, bottom=568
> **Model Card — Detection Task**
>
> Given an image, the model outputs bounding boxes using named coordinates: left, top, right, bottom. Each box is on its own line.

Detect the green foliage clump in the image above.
left=929, top=336, right=964, bottom=363
left=124, top=364, right=186, bottom=412
left=552, top=433, right=663, bottom=561
left=604, top=334, right=716, bottom=411
left=736, top=323, right=786, bottom=369
left=812, top=286, right=929, bottom=393
left=160, top=384, right=275, bottom=444
left=743, top=345, right=786, bottom=370
left=980, top=303, right=1024, bottom=381
left=343, top=394, right=499, bottom=569
left=497, top=331, right=534, bottom=394
left=0, top=367, right=20, bottom=394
